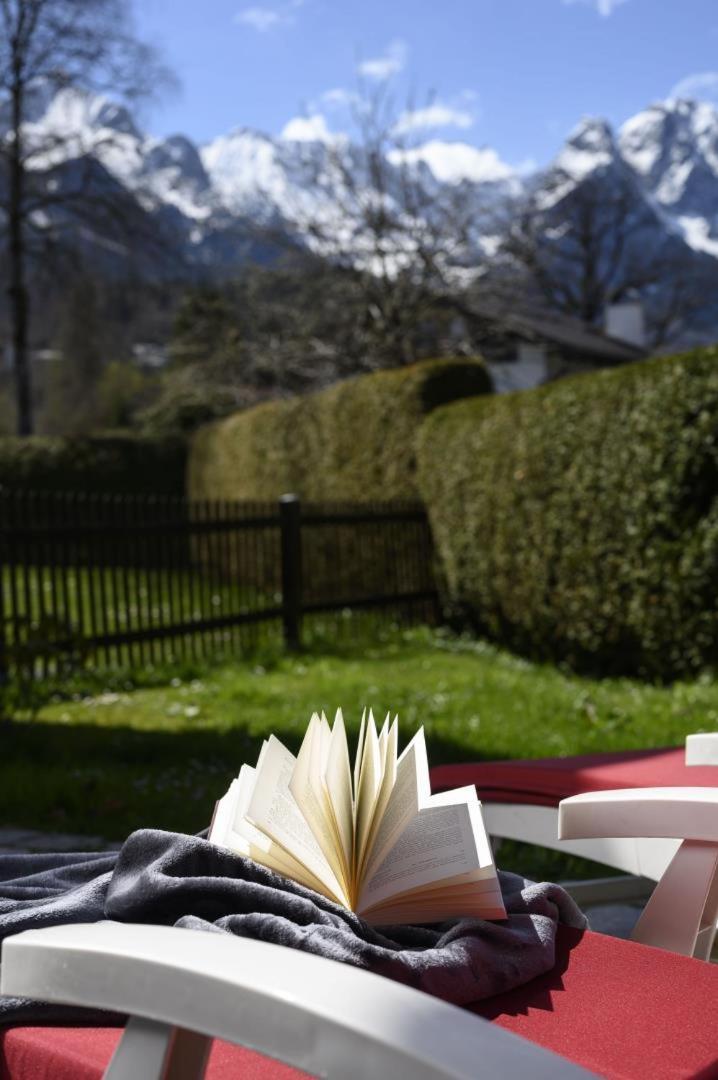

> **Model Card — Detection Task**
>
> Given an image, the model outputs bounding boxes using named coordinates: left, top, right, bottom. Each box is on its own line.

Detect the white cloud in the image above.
left=394, top=103, right=474, bottom=136
left=357, top=39, right=407, bottom=81
left=388, top=141, right=515, bottom=185
left=320, top=87, right=357, bottom=109
left=280, top=113, right=337, bottom=143
left=670, top=71, right=718, bottom=106
left=562, top=0, right=629, bottom=15
left=235, top=0, right=304, bottom=32
left=235, top=6, right=282, bottom=31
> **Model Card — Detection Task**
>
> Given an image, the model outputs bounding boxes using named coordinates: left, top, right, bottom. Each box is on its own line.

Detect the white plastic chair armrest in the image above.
left=559, top=788, right=718, bottom=960
left=686, top=733, right=718, bottom=766
left=559, top=787, right=718, bottom=842
left=0, top=922, right=593, bottom=1080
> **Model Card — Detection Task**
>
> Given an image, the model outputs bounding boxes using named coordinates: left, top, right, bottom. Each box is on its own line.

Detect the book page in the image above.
left=208, top=779, right=245, bottom=850
left=358, top=716, right=398, bottom=879
left=373, top=715, right=398, bottom=825
left=315, top=712, right=332, bottom=778
left=377, top=714, right=389, bottom=769
left=353, top=709, right=366, bottom=802
left=289, top=715, right=351, bottom=898
left=374, top=872, right=502, bottom=904
left=354, top=711, right=383, bottom=868
left=361, top=726, right=426, bottom=884
left=226, top=763, right=335, bottom=898
left=208, top=769, right=302, bottom=879
left=248, top=734, right=346, bottom=903
left=357, top=786, right=492, bottom=912
left=323, top=708, right=354, bottom=879
left=361, top=891, right=506, bottom=925
left=362, top=862, right=506, bottom=924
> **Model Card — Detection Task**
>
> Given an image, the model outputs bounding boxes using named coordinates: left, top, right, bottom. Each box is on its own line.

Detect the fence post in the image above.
left=279, top=494, right=302, bottom=650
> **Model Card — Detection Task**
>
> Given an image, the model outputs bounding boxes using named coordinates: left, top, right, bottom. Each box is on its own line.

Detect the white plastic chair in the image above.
left=3, top=782, right=718, bottom=1079
left=0, top=921, right=593, bottom=1080
left=559, top=784, right=718, bottom=960
left=443, top=732, right=718, bottom=908
left=686, top=732, right=718, bottom=766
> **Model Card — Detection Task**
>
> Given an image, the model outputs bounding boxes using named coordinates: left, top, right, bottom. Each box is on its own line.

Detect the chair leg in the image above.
left=163, top=1027, right=213, bottom=1080
left=105, top=1016, right=212, bottom=1080
left=630, top=840, right=718, bottom=960
left=694, top=856, right=718, bottom=961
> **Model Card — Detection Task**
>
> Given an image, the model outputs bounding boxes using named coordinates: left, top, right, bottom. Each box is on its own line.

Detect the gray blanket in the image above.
left=0, top=829, right=587, bottom=1026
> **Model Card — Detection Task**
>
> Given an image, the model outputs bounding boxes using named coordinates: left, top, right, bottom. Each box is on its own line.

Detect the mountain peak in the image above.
left=561, top=118, right=613, bottom=159
left=552, top=116, right=618, bottom=182
left=568, top=116, right=616, bottom=150
left=31, top=87, right=141, bottom=141
left=618, top=97, right=718, bottom=254
left=620, top=98, right=718, bottom=172
left=660, top=96, right=718, bottom=129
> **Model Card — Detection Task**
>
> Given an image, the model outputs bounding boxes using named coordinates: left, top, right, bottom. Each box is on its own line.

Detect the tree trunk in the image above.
left=7, top=77, right=33, bottom=436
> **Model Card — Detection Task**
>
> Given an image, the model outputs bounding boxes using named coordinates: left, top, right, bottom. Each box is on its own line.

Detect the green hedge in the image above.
left=416, top=346, right=718, bottom=680
left=188, top=358, right=493, bottom=503
left=0, top=434, right=187, bottom=495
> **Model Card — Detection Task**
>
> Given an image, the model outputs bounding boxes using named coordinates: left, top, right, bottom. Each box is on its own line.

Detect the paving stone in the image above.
left=582, top=901, right=642, bottom=939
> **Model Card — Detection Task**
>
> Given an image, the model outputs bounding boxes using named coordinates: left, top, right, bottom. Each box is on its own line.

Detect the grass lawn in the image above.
left=3, top=626, right=716, bottom=880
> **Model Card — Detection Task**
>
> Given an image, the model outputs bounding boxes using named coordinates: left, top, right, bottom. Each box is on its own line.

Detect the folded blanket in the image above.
left=0, top=829, right=587, bottom=1025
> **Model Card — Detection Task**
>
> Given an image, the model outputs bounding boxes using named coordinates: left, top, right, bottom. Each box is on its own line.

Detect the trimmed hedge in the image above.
left=188, top=358, right=493, bottom=503
left=416, top=346, right=718, bottom=680
left=0, top=434, right=187, bottom=495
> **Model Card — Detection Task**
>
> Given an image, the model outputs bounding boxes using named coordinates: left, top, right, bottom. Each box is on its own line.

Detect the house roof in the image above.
left=469, top=301, right=648, bottom=364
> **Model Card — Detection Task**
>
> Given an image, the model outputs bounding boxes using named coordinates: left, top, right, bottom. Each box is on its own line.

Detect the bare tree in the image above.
left=502, top=172, right=649, bottom=323
left=0, top=0, right=175, bottom=434
left=645, top=273, right=715, bottom=349
left=498, top=168, right=708, bottom=346
left=279, top=84, right=494, bottom=366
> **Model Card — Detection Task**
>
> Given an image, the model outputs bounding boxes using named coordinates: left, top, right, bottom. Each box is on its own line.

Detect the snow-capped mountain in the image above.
left=551, top=116, right=619, bottom=186
left=5, top=88, right=718, bottom=342
left=537, top=113, right=692, bottom=267
left=7, top=87, right=522, bottom=251
left=17, top=89, right=216, bottom=222
left=201, top=127, right=324, bottom=222
left=620, top=98, right=718, bottom=257
left=523, top=107, right=718, bottom=343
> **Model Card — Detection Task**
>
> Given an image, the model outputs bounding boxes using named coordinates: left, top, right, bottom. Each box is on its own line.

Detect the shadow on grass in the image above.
left=0, top=721, right=618, bottom=884
left=0, top=713, right=546, bottom=843
left=0, top=720, right=275, bottom=840
left=0, top=720, right=279, bottom=841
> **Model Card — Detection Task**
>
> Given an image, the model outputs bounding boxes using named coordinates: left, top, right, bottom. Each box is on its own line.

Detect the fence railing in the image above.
left=0, top=489, right=438, bottom=683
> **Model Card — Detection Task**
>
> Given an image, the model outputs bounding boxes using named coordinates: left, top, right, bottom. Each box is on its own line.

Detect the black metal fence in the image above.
left=0, top=489, right=438, bottom=683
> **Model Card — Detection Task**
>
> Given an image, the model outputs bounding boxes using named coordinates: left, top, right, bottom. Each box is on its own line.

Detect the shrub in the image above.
left=0, top=434, right=186, bottom=496
left=188, top=358, right=493, bottom=503
left=416, top=346, right=718, bottom=680
left=94, top=362, right=152, bottom=431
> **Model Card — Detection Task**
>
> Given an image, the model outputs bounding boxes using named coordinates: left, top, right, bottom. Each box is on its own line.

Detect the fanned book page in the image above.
left=209, top=709, right=506, bottom=925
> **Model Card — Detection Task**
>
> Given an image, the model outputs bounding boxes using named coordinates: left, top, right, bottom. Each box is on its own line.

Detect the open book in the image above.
left=209, top=709, right=505, bottom=925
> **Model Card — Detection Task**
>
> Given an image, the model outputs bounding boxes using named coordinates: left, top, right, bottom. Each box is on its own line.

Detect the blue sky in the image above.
left=134, top=0, right=718, bottom=168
